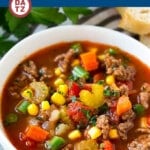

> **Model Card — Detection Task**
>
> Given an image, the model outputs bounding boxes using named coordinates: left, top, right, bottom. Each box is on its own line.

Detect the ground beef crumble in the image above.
left=96, top=114, right=110, bottom=139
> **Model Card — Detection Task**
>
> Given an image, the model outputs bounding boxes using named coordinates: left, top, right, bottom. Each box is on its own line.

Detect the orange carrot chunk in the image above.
left=80, top=51, right=99, bottom=71
left=116, top=95, right=132, bottom=116
left=25, top=125, right=49, bottom=142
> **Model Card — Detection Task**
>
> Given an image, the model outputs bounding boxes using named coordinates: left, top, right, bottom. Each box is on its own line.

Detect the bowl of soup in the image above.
left=0, top=25, right=150, bottom=150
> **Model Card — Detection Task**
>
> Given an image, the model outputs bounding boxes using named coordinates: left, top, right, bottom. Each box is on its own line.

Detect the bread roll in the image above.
left=117, top=7, right=150, bottom=35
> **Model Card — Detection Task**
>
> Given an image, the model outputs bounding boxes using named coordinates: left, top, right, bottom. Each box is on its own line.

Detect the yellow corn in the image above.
left=79, top=84, right=104, bottom=108
left=88, top=126, right=102, bottom=139
left=98, top=54, right=106, bottom=61
left=71, top=59, right=80, bottom=67
left=109, top=129, right=119, bottom=139
left=140, top=117, right=148, bottom=128
left=51, top=92, right=66, bottom=105
left=58, top=84, right=68, bottom=96
left=41, top=101, right=50, bottom=111
left=54, top=78, right=64, bottom=87
left=27, top=103, right=39, bottom=116
left=54, top=67, right=62, bottom=76
left=68, top=130, right=81, bottom=140
left=21, top=88, right=33, bottom=100
left=106, top=75, right=115, bottom=85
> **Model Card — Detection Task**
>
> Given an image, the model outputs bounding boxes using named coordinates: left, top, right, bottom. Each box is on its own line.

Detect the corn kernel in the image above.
left=140, top=117, right=148, bottom=128
left=55, top=67, right=62, bottom=76
left=54, top=78, right=64, bottom=87
left=71, top=59, right=80, bottom=67
left=21, top=88, right=33, bottom=100
left=88, top=126, right=102, bottom=139
left=106, top=75, right=115, bottom=85
left=98, top=54, right=106, bottom=61
left=109, top=129, right=119, bottom=139
left=68, top=130, right=81, bottom=140
left=58, top=84, right=68, bottom=96
left=51, top=92, right=66, bottom=105
left=27, top=103, right=39, bottom=116
left=41, top=101, right=50, bottom=111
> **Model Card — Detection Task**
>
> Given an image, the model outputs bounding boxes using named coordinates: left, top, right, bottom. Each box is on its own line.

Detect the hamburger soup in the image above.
left=2, top=41, right=150, bottom=150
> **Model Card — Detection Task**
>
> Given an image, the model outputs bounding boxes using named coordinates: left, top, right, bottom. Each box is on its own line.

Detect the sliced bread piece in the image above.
left=117, top=7, right=150, bottom=35
left=116, top=7, right=127, bottom=16
left=140, top=34, right=150, bottom=48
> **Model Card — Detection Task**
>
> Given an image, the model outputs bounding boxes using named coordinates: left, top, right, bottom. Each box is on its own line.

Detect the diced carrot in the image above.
left=103, top=140, right=114, bottom=150
left=93, top=73, right=104, bottom=83
left=25, top=125, right=49, bottom=142
left=80, top=51, right=99, bottom=71
left=116, top=95, right=132, bottom=116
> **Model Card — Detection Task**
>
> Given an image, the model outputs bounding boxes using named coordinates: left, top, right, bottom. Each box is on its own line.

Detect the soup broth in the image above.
left=2, top=41, right=150, bottom=150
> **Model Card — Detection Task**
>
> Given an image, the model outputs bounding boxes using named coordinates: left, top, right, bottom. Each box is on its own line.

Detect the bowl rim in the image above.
left=0, top=25, right=150, bottom=149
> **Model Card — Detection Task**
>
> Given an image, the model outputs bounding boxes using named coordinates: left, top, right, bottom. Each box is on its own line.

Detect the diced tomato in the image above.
left=103, top=140, right=114, bottom=150
left=68, top=82, right=81, bottom=97
left=67, top=101, right=93, bottom=125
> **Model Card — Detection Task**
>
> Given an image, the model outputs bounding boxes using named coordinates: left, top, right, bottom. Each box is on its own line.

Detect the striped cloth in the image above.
left=78, top=7, right=139, bottom=40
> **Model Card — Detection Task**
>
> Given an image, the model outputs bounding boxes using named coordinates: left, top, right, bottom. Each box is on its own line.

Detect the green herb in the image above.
left=104, top=86, right=120, bottom=97
left=133, top=104, right=145, bottom=116
left=4, top=113, right=18, bottom=125
left=108, top=48, right=117, bottom=55
left=72, top=66, right=89, bottom=79
left=71, top=43, right=82, bottom=54
left=81, top=109, right=91, bottom=120
left=0, top=7, right=92, bottom=57
left=81, top=109, right=97, bottom=126
left=97, top=80, right=105, bottom=85
left=104, top=87, right=112, bottom=97
left=0, top=38, right=15, bottom=58
left=68, top=74, right=79, bottom=81
left=112, top=90, right=120, bottom=97
left=89, top=116, right=97, bottom=126
left=63, top=7, right=92, bottom=24
left=98, top=103, right=109, bottom=114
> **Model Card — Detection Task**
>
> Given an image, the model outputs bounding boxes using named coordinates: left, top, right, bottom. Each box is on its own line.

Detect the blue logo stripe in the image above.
left=0, top=0, right=150, bottom=7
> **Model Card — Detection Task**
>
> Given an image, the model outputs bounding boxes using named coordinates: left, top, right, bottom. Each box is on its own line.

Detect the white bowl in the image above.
left=0, top=25, right=150, bottom=149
